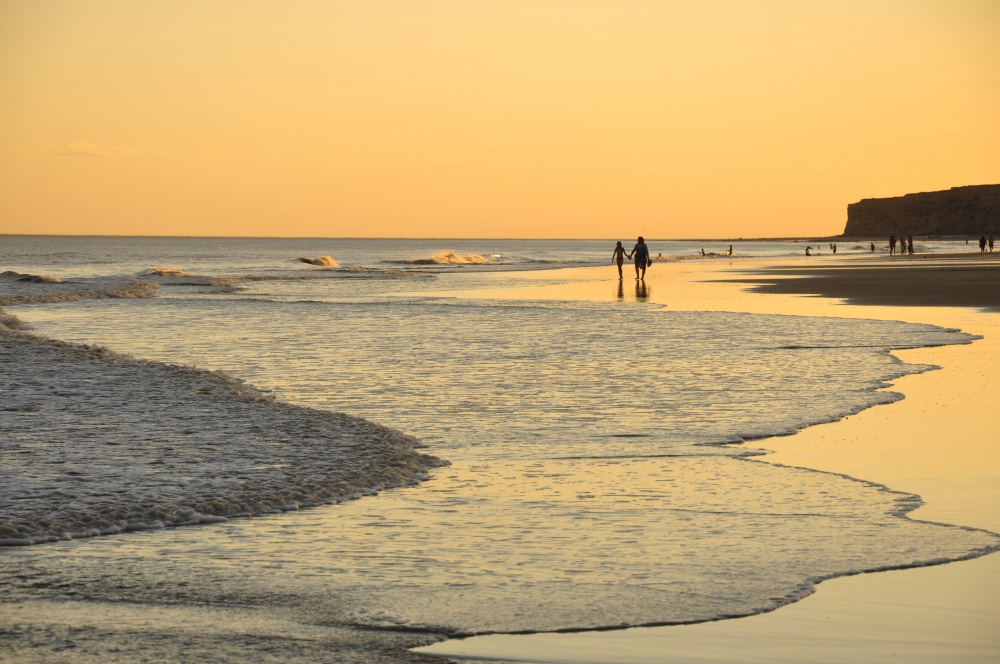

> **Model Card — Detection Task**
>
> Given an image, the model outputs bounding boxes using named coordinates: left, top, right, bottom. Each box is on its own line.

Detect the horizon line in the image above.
left=2, top=233, right=849, bottom=242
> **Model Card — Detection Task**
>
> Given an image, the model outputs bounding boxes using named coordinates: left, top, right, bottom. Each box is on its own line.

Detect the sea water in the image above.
left=1, top=236, right=997, bottom=660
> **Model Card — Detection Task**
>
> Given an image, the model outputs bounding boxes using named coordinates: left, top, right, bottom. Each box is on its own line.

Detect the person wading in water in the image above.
left=611, top=241, right=627, bottom=279
left=627, top=236, right=650, bottom=280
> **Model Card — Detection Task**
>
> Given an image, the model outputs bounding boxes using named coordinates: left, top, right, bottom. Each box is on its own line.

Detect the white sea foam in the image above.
left=0, top=278, right=158, bottom=306
left=298, top=256, right=339, bottom=266
left=147, top=267, right=189, bottom=277
left=0, top=330, right=446, bottom=545
left=3, top=236, right=998, bottom=654
left=405, top=251, right=491, bottom=265
left=0, top=307, right=29, bottom=331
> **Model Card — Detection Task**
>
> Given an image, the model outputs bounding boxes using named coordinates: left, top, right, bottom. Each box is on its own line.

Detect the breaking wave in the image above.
left=1, top=270, right=61, bottom=284
left=401, top=251, right=491, bottom=265
left=0, top=331, right=447, bottom=546
left=147, top=267, right=189, bottom=277
left=298, top=256, right=339, bottom=267
left=0, top=307, right=28, bottom=331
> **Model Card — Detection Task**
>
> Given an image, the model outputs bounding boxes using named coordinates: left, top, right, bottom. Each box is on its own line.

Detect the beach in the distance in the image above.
left=423, top=253, right=1000, bottom=663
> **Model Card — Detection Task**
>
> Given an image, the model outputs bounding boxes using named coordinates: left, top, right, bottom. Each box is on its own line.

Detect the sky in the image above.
left=1, top=1, right=998, bottom=239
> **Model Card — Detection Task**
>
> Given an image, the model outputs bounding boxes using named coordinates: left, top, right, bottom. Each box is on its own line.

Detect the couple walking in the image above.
left=612, top=236, right=652, bottom=280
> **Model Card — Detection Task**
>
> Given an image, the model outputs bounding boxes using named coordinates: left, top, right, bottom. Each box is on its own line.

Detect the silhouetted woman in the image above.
left=627, top=236, right=650, bottom=280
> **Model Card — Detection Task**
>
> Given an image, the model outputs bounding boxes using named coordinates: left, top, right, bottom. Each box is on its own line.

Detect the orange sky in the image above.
left=2, top=1, right=998, bottom=239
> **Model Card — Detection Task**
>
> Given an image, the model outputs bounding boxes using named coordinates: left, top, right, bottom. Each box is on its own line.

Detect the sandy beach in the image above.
left=5, top=1, right=997, bottom=659
left=420, top=253, right=1000, bottom=663
left=3, top=246, right=1000, bottom=664
left=732, top=252, right=1000, bottom=311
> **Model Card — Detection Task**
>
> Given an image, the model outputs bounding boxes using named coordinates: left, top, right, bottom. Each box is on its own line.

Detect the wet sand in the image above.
left=731, top=252, right=1000, bottom=311
left=420, top=254, right=1000, bottom=662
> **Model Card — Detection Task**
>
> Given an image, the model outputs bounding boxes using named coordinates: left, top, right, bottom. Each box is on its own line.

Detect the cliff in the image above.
left=842, top=185, right=1000, bottom=237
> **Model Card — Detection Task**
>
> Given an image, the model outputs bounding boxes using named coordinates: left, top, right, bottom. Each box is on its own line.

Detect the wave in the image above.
left=0, top=330, right=447, bottom=546
left=0, top=280, right=159, bottom=306
left=147, top=267, right=189, bottom=277
left=671, top=252, right=735, bottom=261
left=155, top=276, right=248, bottom=293
left=0, top=270, right=61, bottom=283
left=399, top=251, right=491, bottom=265
left=0, top=307, right=28, bottom=331
left=152, top=271, right=427, bottom=295
left=140, top=267, right=248, bottom=291
left=298, top=256, right=339, bottom=267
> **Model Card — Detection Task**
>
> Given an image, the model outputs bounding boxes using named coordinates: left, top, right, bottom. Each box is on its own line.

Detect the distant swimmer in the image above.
left=700, top=248, right=706, bottom=257
left=627, top=236, right=650, bottom=280
left=805, top=246, right=811, bottom=256
left=611, top=241, right=627, bottom=279
left=727, top=245, right=733, bottom=256
left=870, top=242, right=875, bottom=253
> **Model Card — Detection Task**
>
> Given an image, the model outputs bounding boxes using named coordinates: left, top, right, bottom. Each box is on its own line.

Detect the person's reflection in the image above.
left=635, top=281, right=649, bottom=301
left=616, top=280, right=625, bottom=300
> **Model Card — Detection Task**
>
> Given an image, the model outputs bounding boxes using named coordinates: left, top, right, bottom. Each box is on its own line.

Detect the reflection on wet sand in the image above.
left=615, top=279, right=649, bottom=302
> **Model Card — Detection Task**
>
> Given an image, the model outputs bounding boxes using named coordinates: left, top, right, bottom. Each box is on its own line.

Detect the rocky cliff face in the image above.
left=842, top=185, right=1000, bottom=237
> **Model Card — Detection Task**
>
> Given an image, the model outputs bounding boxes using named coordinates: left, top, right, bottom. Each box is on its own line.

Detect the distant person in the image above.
left=627, top=236, right=650, bottom=280
left=805, top=246, right=811, bottom=256
left=908, top=236, right=914, bottom=255
left=889, top=235, right=896, bottom=255
left=727, top=245, right=733, bottom=256
left=700, top=248, right=706, bottom=257
left=898, top=236, right=907, bottom=255
left=980, top=235, right=988, bottom=253
left=870, top=242, right=875, bottom=253
left=611, top=241, right=627, bottom=279
left=832, top=243, right=837, bottom=254
left=990, top=235, right=995, bottom=252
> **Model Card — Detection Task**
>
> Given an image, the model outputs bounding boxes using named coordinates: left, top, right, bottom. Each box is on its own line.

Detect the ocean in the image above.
left=2, top=236, right=998, bottom=661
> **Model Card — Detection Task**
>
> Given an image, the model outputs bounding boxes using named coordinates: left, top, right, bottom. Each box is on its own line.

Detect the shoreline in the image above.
left=3, top=250, right=997, bottom=662
left=419, top=256, right=1000, bottom=662
left=730, top=252, right=1000, bottom=312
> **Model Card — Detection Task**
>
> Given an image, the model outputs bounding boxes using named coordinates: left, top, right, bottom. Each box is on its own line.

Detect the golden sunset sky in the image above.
left=2, top=1, right=998, bottom=239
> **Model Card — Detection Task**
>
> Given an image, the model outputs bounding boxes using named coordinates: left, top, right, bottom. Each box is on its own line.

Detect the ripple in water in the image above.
left=4, top=295, right=997, bottom=638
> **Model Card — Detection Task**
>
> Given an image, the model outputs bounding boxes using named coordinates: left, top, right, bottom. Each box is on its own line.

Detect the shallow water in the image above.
left=2, top=236, right=998, bottom=660
left=10, top=295, right=968, bottom=458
